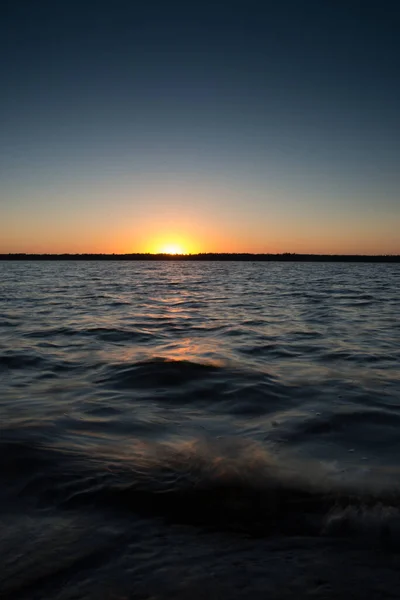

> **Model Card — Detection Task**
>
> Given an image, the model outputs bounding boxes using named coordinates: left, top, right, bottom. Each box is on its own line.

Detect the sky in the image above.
left=1, top=0, right=399, bottom=254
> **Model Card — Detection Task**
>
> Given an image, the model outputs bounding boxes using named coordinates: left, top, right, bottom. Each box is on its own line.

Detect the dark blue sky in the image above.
left=1, top=0, right=399, bottom=253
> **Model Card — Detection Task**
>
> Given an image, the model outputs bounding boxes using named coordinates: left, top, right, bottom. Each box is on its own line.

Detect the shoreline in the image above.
left=1, top=253, right=399, bottom=263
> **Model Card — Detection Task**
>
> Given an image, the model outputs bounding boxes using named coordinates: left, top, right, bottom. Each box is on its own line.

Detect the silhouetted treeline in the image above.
left=1, top=253, right=399, bottom=262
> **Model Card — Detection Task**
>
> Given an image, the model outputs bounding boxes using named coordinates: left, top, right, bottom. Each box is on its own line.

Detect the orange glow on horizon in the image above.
left=6, top=200, right=398, bottom=256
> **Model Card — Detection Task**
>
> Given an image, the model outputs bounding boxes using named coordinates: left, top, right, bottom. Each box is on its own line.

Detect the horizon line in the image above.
left=1, top=252, right=399, bottom=263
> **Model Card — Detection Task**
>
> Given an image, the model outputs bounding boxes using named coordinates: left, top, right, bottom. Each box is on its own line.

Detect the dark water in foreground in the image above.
left=1, top=261, right=400, bottom=599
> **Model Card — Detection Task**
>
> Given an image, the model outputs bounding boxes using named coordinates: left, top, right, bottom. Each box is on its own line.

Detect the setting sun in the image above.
left=142, top=232, right=199, bottom=255
left=160, top=244, right=185, bottom=255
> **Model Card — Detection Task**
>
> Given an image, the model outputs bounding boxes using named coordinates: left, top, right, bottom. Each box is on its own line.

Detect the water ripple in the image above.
left=1, top=261, right=400, bottom=597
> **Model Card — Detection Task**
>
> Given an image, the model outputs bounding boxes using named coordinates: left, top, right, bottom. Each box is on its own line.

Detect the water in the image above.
left=1, top=260, right=400, bottom=599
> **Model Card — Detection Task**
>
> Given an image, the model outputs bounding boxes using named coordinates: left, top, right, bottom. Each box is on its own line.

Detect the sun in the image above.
left=143, top=235, right=195, bottom=255
left=160, top=244, right=185, bottom=255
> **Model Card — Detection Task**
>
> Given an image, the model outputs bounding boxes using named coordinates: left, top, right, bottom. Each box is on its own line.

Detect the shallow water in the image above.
left=1, top=261, right=400, bottom=599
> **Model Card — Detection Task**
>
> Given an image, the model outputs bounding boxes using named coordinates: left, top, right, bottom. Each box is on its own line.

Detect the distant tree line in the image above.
left=1, top=253, right=399, bottom=262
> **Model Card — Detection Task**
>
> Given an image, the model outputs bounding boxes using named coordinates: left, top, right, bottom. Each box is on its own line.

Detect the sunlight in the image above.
left=160, top=243, right=186, bottom=255
left=139, top=231, right=200, bottom=255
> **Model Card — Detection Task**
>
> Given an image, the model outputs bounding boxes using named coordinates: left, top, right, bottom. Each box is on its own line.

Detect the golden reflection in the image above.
left=157, top=338, right=223, bottom=365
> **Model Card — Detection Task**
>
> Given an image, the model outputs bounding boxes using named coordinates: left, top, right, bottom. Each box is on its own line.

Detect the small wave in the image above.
left=238, top=344, right=298, bottom=358
left=25, top=326, right=153, bottom=343
left=24, top=326, right=82, bottom=338
left=0, top=352, right=45, bottom=370
left=321, top=350, right=385, bottom=363
left=0, top=318, right=19, bottom=328
left=291, top=330, right=323, bottom=338
left=108, top=300, right=132, bottom=307
left=97, top=357, right=222, bottom=390
left=324, top=504, right=400, bottom=544
left=85, top=327, right=154, bottom=343
left=283, top=408, right=400, bottom=441
left=344, top=300, right=375, bottom=307
left=240, top=319, right=267, bottom=327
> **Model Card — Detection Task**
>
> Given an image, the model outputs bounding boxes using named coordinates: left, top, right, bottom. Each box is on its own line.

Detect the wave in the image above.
left=284, top=408, right=400, bottom=440
left=24, top=326, right=155, bottom=343
left=85, top=327, right=154, bottom=343
left=0, top=318, right=19, bottom=328
left=238, top=344, right=298, bottom=358
left=97, top=357, right=223, bottom=390
left=0, top=352, right=46, bottom=369
left=24, top=327, right=82, bottom=338
left=2, top=434, right=400, bottom=547
left=94, top=358, right=290, bottom=416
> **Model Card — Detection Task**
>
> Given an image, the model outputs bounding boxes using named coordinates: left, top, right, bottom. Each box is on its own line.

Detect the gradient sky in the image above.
left=1, top=0, right=399, bottom=254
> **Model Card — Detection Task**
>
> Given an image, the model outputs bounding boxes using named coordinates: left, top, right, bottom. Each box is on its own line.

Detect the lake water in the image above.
left=1, top=261, right=400, bottom=599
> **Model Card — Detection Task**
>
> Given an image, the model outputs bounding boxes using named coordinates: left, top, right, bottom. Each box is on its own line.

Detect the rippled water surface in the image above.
left=1, top=261, right=400, bottom=599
